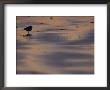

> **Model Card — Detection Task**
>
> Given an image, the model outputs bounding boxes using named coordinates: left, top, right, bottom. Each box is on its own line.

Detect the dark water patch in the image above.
left=16, top=40, right=32, bottom=49
left=44, top=60, right=94, bottom=67
left=16, top=52, right=25, bottom=61
left=63, top=70, right=94, bottom=74
left=67, top=19, right=89, bottom=24
left=16, top=52, right=27, bottom=66
left=59, top=30, right=94, bottom=45
left=67, top=61, right=94, bottom=67
left=35, top=33, right=66, bottom=43
left=58, top=45, right=93, bottom=50
left=37, top=28, right=74, bottom=32
left=39, top=52, right=94, bottom=68
left=16, top=71, right=48, bottom=74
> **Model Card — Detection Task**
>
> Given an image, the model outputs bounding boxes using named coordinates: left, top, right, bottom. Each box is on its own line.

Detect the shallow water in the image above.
left=16, top=16, right=94, bottom=74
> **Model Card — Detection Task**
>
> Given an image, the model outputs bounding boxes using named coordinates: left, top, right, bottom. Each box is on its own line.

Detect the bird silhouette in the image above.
left=24, top=26, right=32, bottom=36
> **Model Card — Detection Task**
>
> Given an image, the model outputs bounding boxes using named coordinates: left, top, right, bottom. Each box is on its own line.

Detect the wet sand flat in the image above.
left=16, top=16, right=94, bottom=74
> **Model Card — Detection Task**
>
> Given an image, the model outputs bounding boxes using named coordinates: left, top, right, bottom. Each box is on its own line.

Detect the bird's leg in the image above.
left=28, top=31, right=29, bottom=34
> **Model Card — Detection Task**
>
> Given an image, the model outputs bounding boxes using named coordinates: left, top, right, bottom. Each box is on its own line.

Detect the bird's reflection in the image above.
left=23, top=34, right=32, bottom=40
